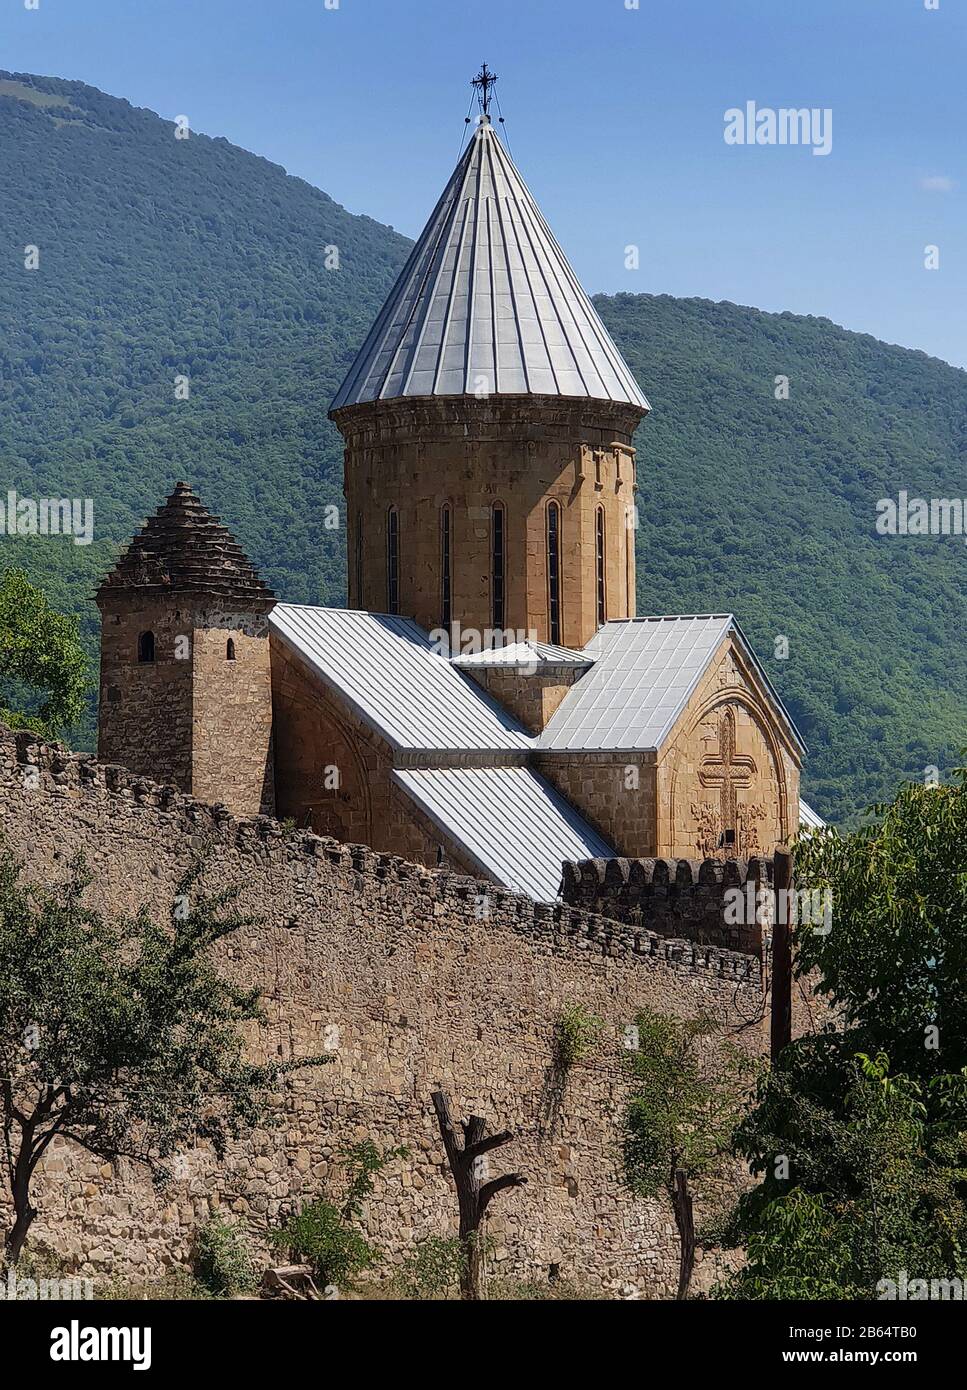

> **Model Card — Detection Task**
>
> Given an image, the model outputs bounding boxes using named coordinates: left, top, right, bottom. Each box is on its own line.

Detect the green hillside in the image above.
left=598, top=293, right=967, bottom=825
left=1, top=71, right=963, bottom=824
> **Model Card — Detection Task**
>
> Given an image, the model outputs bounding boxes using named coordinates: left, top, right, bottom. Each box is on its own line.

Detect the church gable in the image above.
left=657, top=636, right=802, bottom=860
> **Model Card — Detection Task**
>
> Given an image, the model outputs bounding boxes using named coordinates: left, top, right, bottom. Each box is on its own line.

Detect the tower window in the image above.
left=595, top=506, right=606, bottom=626
left=491, top=503, right=505, bottom=631
left=546, top=502, right=561, bottom=645
left=226, top=638, right=236, bottom=661
left=137, top=630, right=155, bottom=664
left=441, top=504, right=452, bottom=628
left=354, top=512, right=363, bottom=610
left=386, top=506, right=400, bottom=615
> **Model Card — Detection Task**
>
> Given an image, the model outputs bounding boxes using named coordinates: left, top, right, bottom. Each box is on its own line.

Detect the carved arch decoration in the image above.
left=666, top=686, right=791, bottom=861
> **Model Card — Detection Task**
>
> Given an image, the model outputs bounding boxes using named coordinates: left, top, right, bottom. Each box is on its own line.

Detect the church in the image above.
left=95, top=99, right=812, bottom=902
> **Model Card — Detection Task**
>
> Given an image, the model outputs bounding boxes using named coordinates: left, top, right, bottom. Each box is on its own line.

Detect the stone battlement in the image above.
left=2, top=726, right=758, bottom=982
left=0, top=723, right=770, bottom=1294
left=560, top=855, right=775, bottom=956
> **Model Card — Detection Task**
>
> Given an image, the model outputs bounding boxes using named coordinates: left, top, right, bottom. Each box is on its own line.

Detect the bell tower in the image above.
left=96, top=483, right=276, bottom=817
left=330, top=71, right=650, bottom=652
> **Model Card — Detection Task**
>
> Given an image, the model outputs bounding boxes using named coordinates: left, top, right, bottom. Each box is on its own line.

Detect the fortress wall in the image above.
left=0, top=727, right=767, bottom=1297
left=560, top=855, right=774, bottom=956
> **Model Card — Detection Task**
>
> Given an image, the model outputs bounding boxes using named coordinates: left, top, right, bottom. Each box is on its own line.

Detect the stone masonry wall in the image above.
left=334, top=395, right=642, bottom=651
left=0, top=727, right=768, bottom=1298
left=561, top=856, right=774, bottom=957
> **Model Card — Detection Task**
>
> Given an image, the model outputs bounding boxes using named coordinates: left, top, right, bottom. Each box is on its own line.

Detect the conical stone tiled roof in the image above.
left=96, top=483, right=275, bottom=609
left=330, top=116, right=650, bottom=412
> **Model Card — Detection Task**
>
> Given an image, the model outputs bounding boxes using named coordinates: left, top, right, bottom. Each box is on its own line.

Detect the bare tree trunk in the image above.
left=771, top=846, right=794, bottom=1062
left=431, top=1091, right=526, bottom=1302
left=670, top=1168, right=696, bottom=1300
left=5, top=1150, right=37, bottom=1265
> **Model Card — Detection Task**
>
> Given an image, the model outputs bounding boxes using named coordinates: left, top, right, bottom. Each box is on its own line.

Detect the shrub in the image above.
left=394, top=1236, right=467, bottom=1299
left=553, top=1004, right=603, bottom=1071
left=271, top=1199, right=377, bottom=1292
left=194, top=1217, right=256, bottom=1298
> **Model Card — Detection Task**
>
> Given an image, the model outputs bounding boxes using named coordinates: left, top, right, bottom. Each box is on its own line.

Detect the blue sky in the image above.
left=3, top=0, right=966, bottom=366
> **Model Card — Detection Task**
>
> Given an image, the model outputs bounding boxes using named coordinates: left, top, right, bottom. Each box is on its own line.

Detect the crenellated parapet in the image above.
left=560, top=855, right=775, bottom=955
left=1, top=725, right=758, bottom=983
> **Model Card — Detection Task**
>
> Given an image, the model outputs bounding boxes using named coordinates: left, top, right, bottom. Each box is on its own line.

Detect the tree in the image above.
left=0, top=851, right=328, bottom=1263
left=0, top=568, right=87, bottom=739
left=620, top=1009, right=753, bottom=1300
left=431, top=1091, right=526, bottom=1301
left=719, top=1052, right=967, bottom=1299
left=720, top=766, right=967, bottom=1298
left=793, top=765, right=967, bottom=1077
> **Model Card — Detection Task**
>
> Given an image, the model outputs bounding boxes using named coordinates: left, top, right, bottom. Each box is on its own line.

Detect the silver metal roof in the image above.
left=393, top=765, right=615, bottom=902
left=798, top=798, right=826, bottom=830
left=538, top=615, right=807, bottom=753
left=451, top=638, right=591, bottom=669
left=330, top=116, right=650, bottom=411
left=269, top=604, right=532, bottom=754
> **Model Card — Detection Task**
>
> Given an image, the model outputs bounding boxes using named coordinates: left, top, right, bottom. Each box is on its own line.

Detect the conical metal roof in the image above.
left=330, top=116, right=650, bottom=412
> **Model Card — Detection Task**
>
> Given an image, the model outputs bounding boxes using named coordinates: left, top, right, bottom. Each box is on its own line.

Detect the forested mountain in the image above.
left=1, top=71, right=964, bottom=823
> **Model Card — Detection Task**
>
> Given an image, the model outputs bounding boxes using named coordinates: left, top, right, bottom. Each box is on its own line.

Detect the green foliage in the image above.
left=0, top=566, right=87, bottom=737
left=271, top=1141, right=406, bottom=1292
left=621, top=1009, right=753, bottom=1198
left=721, top=771, right=967, bottom=1298
left=339, top=1139, right=409, bottom=1221
left=0, top=849, right=329, bottom=1259
left=193, top=1216, right=257, bottom=1298
left=271, top=1199, right=376, bottom=1292
left=793, top=764, right=967, bottom=1076
left=553, top=1003, right=603, bottom=1072
left=719, top=1053, right=967, bottom=1300
left=394, top=1236, right=468, bottom=1300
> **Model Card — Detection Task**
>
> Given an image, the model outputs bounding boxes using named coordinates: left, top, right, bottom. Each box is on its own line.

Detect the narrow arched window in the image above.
left=137, top=630, right=155, bottom=664
left=595, top=506, right=606, bottom=626
left=386, top=506, right=399, bottom=615
left=440, top=504, right=452, bottom=628
left=491, top=503, right=505, bottom=631
left=354, top=512, right=363, bottom=610
left=226, top=638, right=236, bottom=661
left=546, top=502, right=561, bottom=645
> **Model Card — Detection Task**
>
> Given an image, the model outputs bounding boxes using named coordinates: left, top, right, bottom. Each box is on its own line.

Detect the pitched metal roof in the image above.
left=451, top=638, right=592, bottom=669
left=268, top=604, right=531, bottom=754
left=799, top=798, right=826, bottom=830
left=330, top=116, right=650, bottom=412
left=393, top=765, right=615, bottom=902
left=538, top=615, right=807, bottom=754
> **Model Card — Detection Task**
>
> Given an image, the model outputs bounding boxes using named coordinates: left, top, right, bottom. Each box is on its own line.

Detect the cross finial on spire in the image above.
left=472, top=62, right=497, bottom=118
